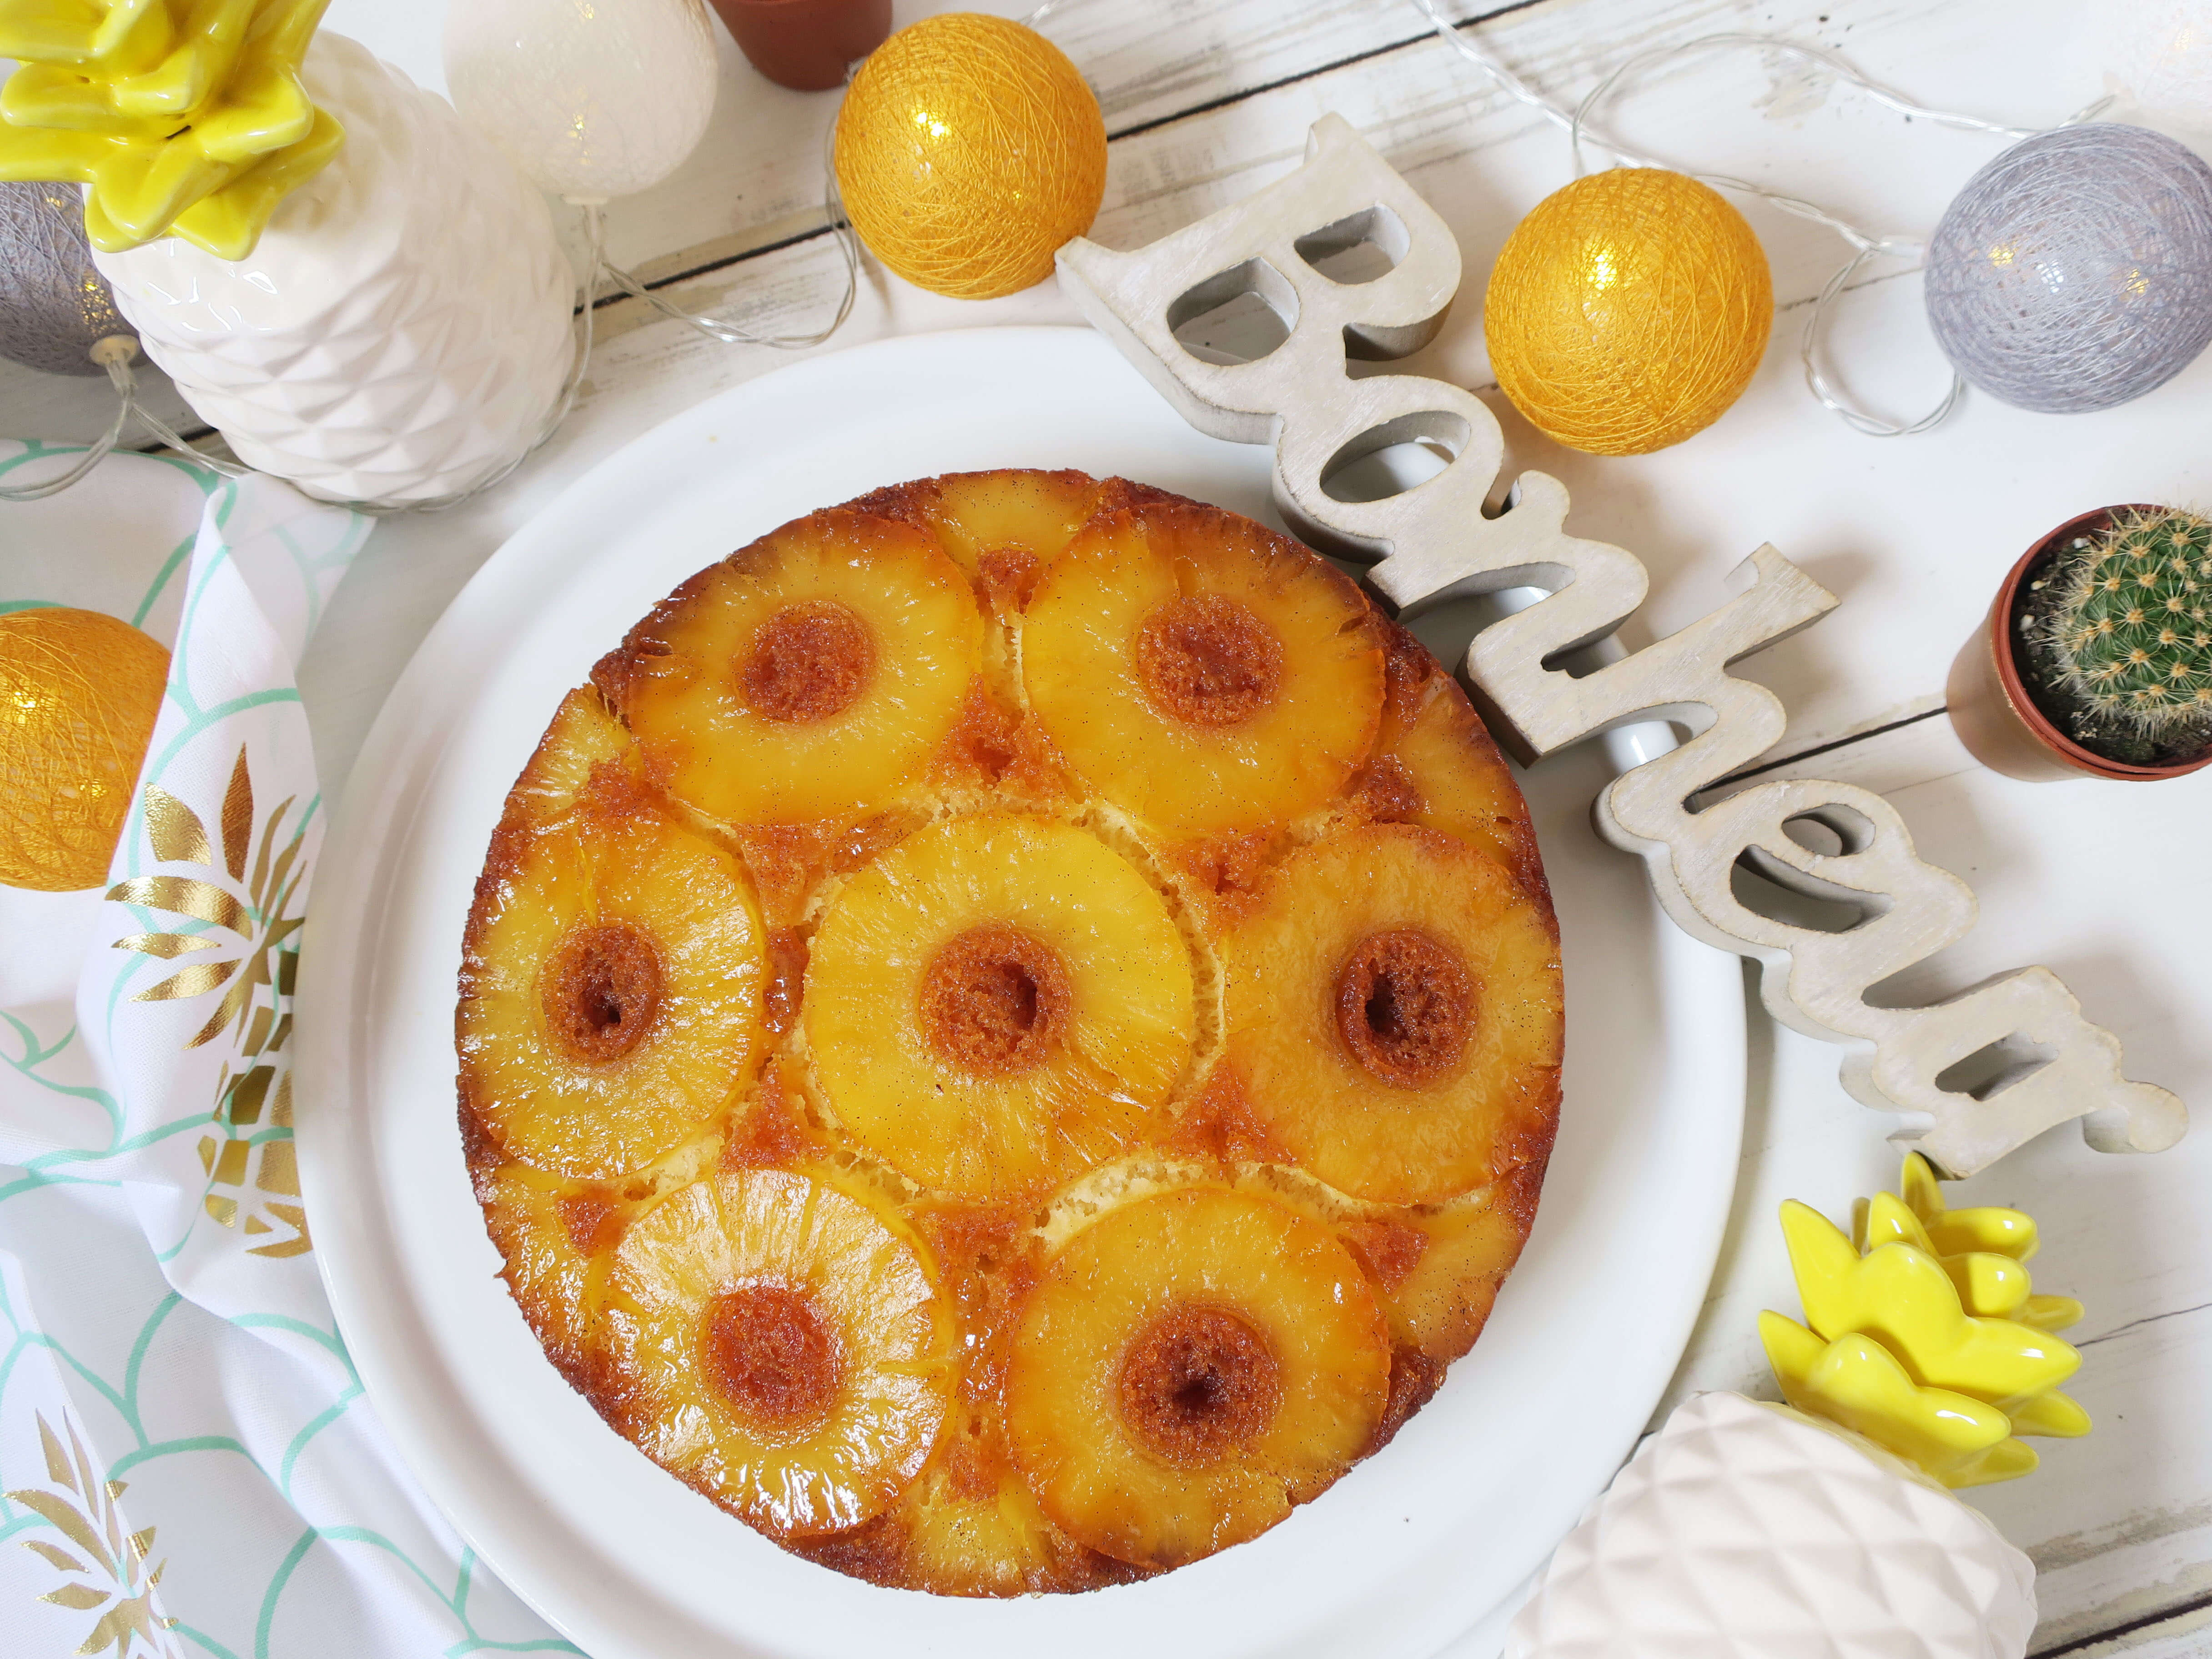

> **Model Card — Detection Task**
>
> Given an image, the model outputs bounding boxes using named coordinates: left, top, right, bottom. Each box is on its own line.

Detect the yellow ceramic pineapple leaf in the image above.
left=1780, top=1200, right=2080, bottom=1410
left=0, top=0, right=339, bottom=256
left=164, top=104, right=339, bottom=258
left=2009, top=1390, right=2093, bottom=1438
left=113, top=0, right=260, bottom=118
left=0, top=0, right=167, bottom=67
left=2020, top=1293, right=2086, bottom=1333
left=1899, top=1150, right=2038, bottom=1261
left=1860, top=1191, right=2039, bottom=1319
left=1760, top=1314, right=2034, bottom=1488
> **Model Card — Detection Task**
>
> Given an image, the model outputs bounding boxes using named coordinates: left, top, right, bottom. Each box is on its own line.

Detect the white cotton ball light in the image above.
left=443, top=0, right=721, bottom=204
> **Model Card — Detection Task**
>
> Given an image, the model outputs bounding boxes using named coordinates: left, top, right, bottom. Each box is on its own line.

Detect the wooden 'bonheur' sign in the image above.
left=1057, top=116, right=2184, bottom=1178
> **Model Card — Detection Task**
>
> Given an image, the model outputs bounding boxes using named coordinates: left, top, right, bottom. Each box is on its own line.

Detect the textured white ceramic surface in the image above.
left=92, top=34, right=575, bottom=507
left=1508, top=1391, right=2037, bottom=1659
left=443, top=0, right=719, bottom=201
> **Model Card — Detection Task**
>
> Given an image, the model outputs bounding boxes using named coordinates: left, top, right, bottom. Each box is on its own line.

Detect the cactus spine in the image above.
left=2051, top=507, right=2212, bottom=741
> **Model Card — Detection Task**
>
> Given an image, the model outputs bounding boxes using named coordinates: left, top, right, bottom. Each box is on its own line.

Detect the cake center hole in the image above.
left=1117, top=1303, right=1281, bottom=1466
left=702, top=1282, right=843, bottom=1432
left=542, top=921, right=664, bottom=1063
left=1334, top=926, right=1473, bottom=1088
left=920, top=922, right=1071, bottom=1076
left=1136, top=593, right=1284, bottom=728
left=740, top=600, right=875, bottom=723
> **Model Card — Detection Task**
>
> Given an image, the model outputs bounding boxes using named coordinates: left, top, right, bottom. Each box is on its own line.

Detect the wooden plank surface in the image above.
left=5, top=0, right=2208, bottom=1651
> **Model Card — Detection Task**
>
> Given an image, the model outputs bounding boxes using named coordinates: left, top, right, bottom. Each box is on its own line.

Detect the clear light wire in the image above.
left=570, top=114, right=859, bottom=354
left=0, top=340, right=141, bottom=502
left=1408, top=0, right=2113, bottom=437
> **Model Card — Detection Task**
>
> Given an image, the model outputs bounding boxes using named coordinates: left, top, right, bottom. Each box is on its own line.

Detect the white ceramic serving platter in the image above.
left=296, top=326, right=1745, bottom=1659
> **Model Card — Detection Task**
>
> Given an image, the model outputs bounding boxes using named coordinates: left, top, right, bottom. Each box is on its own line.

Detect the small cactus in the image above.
left=2048, top=507, right=2212, bottom=743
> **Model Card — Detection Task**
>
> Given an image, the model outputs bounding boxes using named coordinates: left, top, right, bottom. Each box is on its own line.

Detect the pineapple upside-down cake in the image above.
left=457, top=470, right=1563, bottom=1594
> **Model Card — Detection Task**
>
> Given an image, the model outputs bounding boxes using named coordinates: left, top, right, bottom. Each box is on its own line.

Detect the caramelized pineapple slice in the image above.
left=855, top=468, right=1103, bottom=591
left=505, top=685, right=634, bottom=832
left=1220, top=824, right=1561, bottom=1205
left=1384, top=1163, right=1545, bottom=1364
left=593, top=508, right=985, bottom=825
left=458, top=777, right=768, bottom=1178
left=595, top=1168, right=955, bottom=1538
left=475, top=1162, right=626, bottom=1386
left=1021, top=499, right=1386, bottom=837
left=1004, top=1187, right=1390, bottom=1569
left=806, top=814, right=1196, bottom=1199
left=1360, top=623, right=1544, bottom=892
left=794, top=1455, right=1131, bottom=1596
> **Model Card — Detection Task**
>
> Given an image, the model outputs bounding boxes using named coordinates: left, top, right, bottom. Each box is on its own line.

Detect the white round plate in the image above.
left=296, top=327, right=1744, bottom=1659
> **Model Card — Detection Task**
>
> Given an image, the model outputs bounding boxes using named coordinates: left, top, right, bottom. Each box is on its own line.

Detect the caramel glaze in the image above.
left=1135, top=593, right=1284, bottom=728
left=1334, top=927, right=1475, bottom=1090
left=540, top=922, right=663, bottom=1064
left=704, top=1284, right=845, bottom=1430
left=920, top=924, right=1071, bottom=1076
left=1116, top=1305, right=1282, bottom=1467
left=740, top=600, right=875, bottom=724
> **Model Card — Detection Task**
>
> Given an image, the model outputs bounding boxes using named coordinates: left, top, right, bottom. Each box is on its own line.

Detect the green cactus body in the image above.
left=2051, top=508, right=2212, bottom=742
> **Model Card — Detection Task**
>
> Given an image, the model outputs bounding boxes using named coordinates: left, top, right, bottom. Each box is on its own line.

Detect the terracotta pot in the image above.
left=709, top=0, right=890, bottom=91
left=1946, top=503, right=2212, bottom=783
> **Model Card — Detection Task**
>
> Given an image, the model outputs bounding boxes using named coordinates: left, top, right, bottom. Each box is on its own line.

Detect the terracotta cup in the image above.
left=1946, top=503, right=2212, bottom=783
left=710, top=0, right=891, bottom=91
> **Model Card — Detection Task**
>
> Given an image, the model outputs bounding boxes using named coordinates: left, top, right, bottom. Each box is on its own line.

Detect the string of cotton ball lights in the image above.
left=1406, top=0, right=2186, bottom=450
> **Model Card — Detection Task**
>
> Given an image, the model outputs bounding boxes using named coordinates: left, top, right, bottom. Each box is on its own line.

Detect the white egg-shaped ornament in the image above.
left=444, top=0, right=720, bottom=203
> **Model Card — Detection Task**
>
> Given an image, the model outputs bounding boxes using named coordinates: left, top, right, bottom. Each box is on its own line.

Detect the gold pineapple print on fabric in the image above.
left=7, top=1413, right=181, bottom=1656
left=460, top=471, right=1565, bottom=1593
left=105, top=745, right=313, bottom=1252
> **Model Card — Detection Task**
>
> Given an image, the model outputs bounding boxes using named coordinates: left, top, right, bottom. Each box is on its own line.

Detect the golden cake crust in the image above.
left=457, top=470, right=1561, bottom=1595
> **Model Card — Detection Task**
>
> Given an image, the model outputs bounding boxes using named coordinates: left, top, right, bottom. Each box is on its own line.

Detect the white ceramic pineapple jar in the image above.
left=1508, top=1392, right=2037, bottom=1659
left=93, top=34, right=574, bottom=507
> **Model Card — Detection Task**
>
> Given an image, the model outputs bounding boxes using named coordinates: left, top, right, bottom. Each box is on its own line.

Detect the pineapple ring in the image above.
left=1004, top=1187, right=1391, bottom=1569
left=1021, top=499, right=1386, bottom=837
left=595, top=1168, right=955, bottom=1538
left=458, top=794, right=768, bottom=1179
left=1222, top=823, right=1562, bottom=1205
left=805, top=814, right=1196, bottom=1199
left=594, top=508, right=985, bottom=824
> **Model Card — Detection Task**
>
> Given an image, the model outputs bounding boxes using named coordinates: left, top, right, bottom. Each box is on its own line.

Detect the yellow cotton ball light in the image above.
left=833, top=12, right=1107, bottom=301
left=1484, top=169, right=1773, bottom=456
left=0, top=607, right=169, bottom=892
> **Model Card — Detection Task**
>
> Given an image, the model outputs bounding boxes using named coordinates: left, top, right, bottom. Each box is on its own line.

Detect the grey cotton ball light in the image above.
left=1925, top=123, right=2212, bottom=414
left=0, top=181, right=136, bottom=377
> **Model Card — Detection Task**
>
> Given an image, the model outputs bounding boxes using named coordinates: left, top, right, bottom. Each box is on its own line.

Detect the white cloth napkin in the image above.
left=0, top=447, right=568, bottom=1657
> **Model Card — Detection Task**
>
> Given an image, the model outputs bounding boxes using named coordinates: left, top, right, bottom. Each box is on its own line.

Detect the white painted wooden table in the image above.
left=5, top=1, right=2207, bottom=1652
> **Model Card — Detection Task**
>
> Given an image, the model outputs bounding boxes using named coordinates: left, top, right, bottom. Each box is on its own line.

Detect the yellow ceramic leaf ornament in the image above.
left=0, top=0, right=342, bottom=259
left=1760, top=1154, right=2089, bottom=1488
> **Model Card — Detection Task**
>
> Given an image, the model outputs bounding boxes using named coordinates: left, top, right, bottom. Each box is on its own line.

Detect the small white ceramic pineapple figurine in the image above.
left=80, top=29, right=575, bottom=507
left=1510, top=1156, right=2086, bottom=1658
